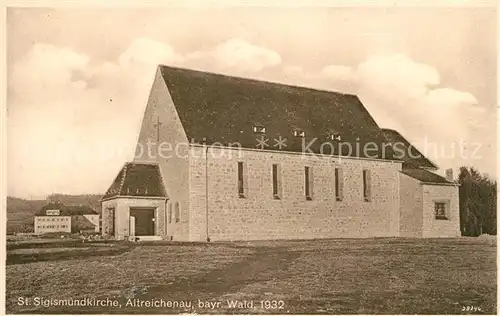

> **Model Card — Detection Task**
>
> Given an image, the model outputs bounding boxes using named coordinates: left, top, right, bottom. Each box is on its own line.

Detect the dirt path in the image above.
left=45, top=245, right=301, bottom=314
left=142, top=245, right=300, bottom=313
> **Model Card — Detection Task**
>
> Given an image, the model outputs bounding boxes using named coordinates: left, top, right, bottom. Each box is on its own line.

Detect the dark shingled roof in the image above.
left=159, top=65, right=398, bottom=160
left=36, top=202, right=98, bottom=216
left=401, top=168, right=454, bottom=185
left=102, top=162, right=167, bottom=200
left=381, top=128, right=438, bottom=170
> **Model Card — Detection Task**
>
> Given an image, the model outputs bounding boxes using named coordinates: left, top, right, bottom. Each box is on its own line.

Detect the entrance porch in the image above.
left=100, top=162, right=168, bottom=241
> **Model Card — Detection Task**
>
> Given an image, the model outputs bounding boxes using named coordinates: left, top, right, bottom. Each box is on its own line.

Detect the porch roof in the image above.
left=102, top=162, right=167, bottom=200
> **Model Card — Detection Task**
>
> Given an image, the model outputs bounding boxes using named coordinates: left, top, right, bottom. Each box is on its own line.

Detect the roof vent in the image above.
left=330, top=133, right=341, bottom=141
left=294, top=129, right=305, bottom=137
left=253, top=123, right=266, bottom=133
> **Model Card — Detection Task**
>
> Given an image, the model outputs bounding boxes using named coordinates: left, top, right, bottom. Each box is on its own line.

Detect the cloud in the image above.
left=351, top=54, right=481, bottom=137
left=10, top=43, right=90, bottom=95
left=426, top=88, right=478, bottom=108
left=285, top=53, right=492, bottom=175
left=7, top=38, right=286, bottom=197
left=8, top=42, right=151, bottom=198
left=7, top=38, right=494, bottom=198
left=358, top=54, right=440, bottom=96
left=351, top=54, right=489, bottom=174
left=118, top=37, right=184, bottom=70
left=187, top=38, right=282, bottom=74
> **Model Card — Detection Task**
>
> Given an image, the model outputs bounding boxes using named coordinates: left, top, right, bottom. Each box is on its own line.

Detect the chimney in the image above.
left=445, top=168, right=454, bottom=182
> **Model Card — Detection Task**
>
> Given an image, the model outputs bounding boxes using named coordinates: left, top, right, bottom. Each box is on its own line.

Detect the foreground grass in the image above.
left=5, top=238, right=496, bottom=314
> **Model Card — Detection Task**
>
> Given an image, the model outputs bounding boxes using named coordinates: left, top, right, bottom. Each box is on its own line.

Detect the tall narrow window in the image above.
left=168, top=202, right=173, bottom=223
left=272, top=164, right=281, bottom=199
left=363, top=169, right=372, bottom=202
left=238, top=161, right=245, bottom=198
left=305, top=166, right=313, bottom=200
left=174, top=202, right=180, bottom=223
left=165, top=202, right=170, bottom=229
left=335, top=168, right=343, bottom=201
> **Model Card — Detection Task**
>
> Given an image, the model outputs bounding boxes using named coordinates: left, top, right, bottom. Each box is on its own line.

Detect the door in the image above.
left=130, top=208, right=155, bottom=236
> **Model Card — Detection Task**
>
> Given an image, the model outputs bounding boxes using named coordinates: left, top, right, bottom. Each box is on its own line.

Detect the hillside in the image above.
left=6, top=194, right=102, bottom=234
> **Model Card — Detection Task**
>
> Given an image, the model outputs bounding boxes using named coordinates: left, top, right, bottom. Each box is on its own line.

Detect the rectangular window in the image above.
left=305, top=166, right=313, bottom=200
left=434, top=202, right=448, bottom=220
left=272, top=164, right=281, bottom=199
left=363, top=169, right=372, bottom=202
left=237, top=161, right=246, bottom=198
left=335, top=167, right=343, bottom=201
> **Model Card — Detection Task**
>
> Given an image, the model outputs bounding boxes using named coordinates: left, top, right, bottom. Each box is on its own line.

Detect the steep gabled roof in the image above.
left=381, top=128, right=438, bottom=170
left=159, top=65, right=398, bottom=160
left=36, top=202, right=98, bottom=216
left=102, top=162, right=167, bottom=200
left=401, top=168, right=454, bottom=185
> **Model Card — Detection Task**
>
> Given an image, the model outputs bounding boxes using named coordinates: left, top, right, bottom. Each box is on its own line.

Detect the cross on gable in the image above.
left=153, top=116, right=162, bottom=142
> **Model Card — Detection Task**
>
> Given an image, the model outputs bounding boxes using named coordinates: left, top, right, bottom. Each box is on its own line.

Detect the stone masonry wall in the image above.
left=422, top=184, right=460, bottom=237
left=189, top=146, right=403, bottom=241
left=398, top=173, right=423, bottom=237
left=101, top=200, right=116, bottom=236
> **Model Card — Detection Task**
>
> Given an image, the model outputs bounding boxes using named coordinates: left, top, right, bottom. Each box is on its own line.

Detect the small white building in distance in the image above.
left=34, top=202, right=100, bottom=235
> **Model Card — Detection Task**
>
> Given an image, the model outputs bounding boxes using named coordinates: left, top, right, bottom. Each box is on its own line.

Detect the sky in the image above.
left=6, top=4, right=498, bottom=199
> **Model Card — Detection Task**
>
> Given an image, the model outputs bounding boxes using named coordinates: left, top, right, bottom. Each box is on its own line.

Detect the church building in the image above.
left=101, top=65, right=460, bottom=241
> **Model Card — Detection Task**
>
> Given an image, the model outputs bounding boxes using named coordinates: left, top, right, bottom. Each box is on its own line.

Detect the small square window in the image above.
left=434, top=202, right=448, bottom=220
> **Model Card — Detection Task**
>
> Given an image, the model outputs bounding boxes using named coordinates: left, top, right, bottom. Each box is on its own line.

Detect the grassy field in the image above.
left=5, top=238, right=497, bottom=314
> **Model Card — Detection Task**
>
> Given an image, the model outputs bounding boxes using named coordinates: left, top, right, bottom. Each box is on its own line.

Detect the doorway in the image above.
left=130, top=207, right=155, bottom=236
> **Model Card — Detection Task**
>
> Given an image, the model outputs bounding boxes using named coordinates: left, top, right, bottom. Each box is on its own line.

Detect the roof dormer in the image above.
left=327, top=128, right=341, bottom=141
left=253, top=123, right=266, bottom=134
left=293, top=129, right=305, bottom=137
left=330, top=133, right=341, bottom=141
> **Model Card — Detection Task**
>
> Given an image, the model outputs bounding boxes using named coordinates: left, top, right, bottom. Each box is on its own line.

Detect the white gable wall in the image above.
left=134, top=69, right=190, bottom=241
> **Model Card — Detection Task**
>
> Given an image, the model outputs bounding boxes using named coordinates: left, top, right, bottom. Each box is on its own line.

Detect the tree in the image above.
left=458, top=166, right=497, bottom=236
